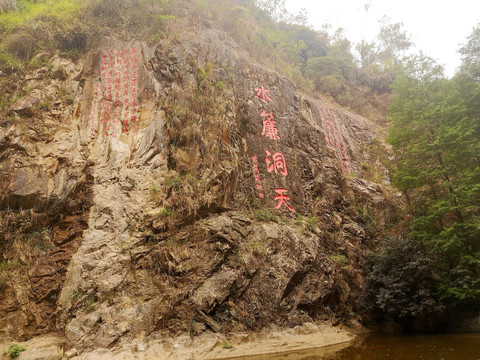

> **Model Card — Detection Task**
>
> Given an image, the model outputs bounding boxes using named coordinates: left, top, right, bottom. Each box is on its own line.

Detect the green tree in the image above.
left=364, top=236, right=443, bottom=319
left=388, top=50, right=480, bottom=308
left=302, top=29, right=356, bottom=97
left=376, top=16, right=412, bottom=69
left=459, top=24, right=480, bottom=81
left=255, top=0, right=306, bottom=25
left=356, top=39, right=377, bottom=68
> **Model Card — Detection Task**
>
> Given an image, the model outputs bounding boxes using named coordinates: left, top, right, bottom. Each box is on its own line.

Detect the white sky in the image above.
left=285, top=0, right=480, bottom=76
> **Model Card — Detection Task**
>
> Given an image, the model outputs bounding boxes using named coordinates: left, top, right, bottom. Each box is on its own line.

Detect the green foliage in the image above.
left=10, top=226, right=56, bottom=255
left=0, top=0, right=85, bottom=33
left=28, top=55, right=51, bottom=69
left=294, top=214, right=304, bottom=225
left=58, top=87, right=74, bottom=104
left=0, top=0, right=175, bottom=72
left=375, top=17, right=412, bottom=69
left=387, top=45, right=480, bottom=308
left=166, top=174, right=181, bottom=189
left=157, top=207, right=173, bottom=218
left=39, top=101, right=50, bottom=111
left=221, top=339, right=232, bottom=349
left=0, top=260, right=8, bottom=290
left=246, top=238, right=266, bottom=256
left=304, top=216, right=318, bottom=230
left=193, top=0, right=399, bottom=119
left=0, top=0, right=89, bottom=75
left=458, top=24, right=480, bottom=81
left=253, top=208, right=278, bottom=223
left=356, top=205, right=372, bottom=226
left=70, top=288, right=85, bottom=299
left=0, top=49, right=23, bottom=71
left=90, top=0, right=175, bottom=40
left=0, top=260, right=8, bottom=271
left=295, top=215, right=318, bottom=232
left=3, top=344, right=26, bottom=358
left=329, top=254, right=348, bottom=266
left=84, top=297, right=98, bottom=312
left=364, top=236, right=443, bottom=318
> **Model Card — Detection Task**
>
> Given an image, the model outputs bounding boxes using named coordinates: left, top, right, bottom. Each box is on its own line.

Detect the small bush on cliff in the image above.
left=221, top=339, right=232, bottom=349
left=254, top=208, right=278, bottom=223
left=304, top=216, right=318, bottom=231
left=3, top=344, right=26, bottom=358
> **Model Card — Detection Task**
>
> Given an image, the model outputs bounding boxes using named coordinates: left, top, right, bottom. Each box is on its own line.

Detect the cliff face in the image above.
left=0, top=24, right=399, bottom=352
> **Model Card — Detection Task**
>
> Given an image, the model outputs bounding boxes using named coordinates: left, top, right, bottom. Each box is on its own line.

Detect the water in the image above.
left=325, top=333, right=480, bottom=360
left=231, top=333, right=480, bottom=360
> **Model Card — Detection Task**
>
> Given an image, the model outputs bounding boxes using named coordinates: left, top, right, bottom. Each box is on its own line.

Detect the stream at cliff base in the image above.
left=231, top=333, right=480, bottom=360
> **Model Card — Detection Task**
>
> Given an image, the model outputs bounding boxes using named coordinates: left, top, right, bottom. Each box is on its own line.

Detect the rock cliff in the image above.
left=0, top=22, right=399, bottom=355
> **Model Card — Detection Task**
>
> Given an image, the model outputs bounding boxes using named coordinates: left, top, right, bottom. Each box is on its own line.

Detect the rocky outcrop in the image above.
left=0, top=24, right=400, bottom=354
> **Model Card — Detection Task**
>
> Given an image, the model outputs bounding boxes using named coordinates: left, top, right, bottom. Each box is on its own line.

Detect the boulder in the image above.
left=10, top=90, right=41, bottom=112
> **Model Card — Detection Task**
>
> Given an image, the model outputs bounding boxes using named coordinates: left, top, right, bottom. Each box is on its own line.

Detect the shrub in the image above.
left=4, top=30, right=37, bottom=59
left=329, top=254, right=348, bottom=265
left=0, top=49, right=23, bottom=72
left=253, top=208, right=278, bottom=223
left=4, top=344, right=26, bottom=358
left=316, top=74, right=345, bottom=97
left=221, top=339, right=232, bottom=349
left=83, top=297, right=97, bottom=312
left=158, top=207, right=173, bottom=218
left=305, top=216, right=318, bottom=231
left=166, top=174, right=181, bottom=189
left=363, top=236, right=443, bottom=319
left=0, top=0, right=88, bottom=68
left=90, top=0, right=174, bottom=39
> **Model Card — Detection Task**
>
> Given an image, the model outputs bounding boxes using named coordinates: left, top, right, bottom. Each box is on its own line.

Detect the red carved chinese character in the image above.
left=273, top=188, right=294, bottom=211
left=251, top=155, right=265, bottom=198
left=265, top=150, right=288, bottom=176
left=255, top=85, right=273, bottom=103
left=260, top=111, right=280, bottom=140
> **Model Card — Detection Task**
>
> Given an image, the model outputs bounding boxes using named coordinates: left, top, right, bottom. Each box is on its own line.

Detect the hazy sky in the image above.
left=285, top=0, right=480, bottom=76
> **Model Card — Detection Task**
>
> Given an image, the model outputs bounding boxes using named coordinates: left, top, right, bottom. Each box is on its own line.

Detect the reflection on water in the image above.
left=224, top=333, right=480, bottom=360
left=217, top=342, right=353, bottom=360
left=325, top=333, right=480, bottom=360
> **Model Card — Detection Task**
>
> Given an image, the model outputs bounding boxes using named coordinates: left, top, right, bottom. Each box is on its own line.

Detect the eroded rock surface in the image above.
left=0, top=25, right=400, bottom=355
